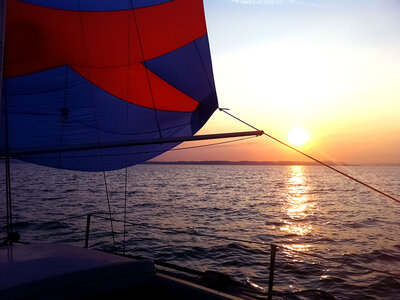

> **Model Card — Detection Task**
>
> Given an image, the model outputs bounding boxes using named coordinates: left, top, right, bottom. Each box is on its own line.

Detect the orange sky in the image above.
left=155, top=0, right=400, bottom=164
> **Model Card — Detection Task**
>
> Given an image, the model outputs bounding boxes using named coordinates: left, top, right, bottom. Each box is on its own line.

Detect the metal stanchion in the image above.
left=84, top=214, right=91, bottom=248
left=268, top=244, right=277, bottom=300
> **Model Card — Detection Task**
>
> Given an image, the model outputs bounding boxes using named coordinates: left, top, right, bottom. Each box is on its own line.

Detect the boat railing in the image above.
left=82, top=212, right=297, bottom=299
left=80, top=212, right=396, bottom=277
left=9, top=211, right=396, bottom=299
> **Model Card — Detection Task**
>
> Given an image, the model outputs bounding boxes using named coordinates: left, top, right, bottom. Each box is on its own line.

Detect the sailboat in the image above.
left=0, top=0, right=268, bottom=299
left=4, top=0, right=395, bottom=299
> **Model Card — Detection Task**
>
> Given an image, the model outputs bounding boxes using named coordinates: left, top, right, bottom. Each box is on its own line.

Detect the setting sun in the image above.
left=288, top=127, right=309, bottom=146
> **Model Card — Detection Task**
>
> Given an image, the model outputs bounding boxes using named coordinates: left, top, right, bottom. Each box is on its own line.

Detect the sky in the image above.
left=155, top=0, right=400, bottom=164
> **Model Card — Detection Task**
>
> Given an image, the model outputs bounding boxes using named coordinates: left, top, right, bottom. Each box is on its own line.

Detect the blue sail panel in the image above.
left=145, top=34, right=216, bottom=103
left=1, top=66, right=194, bottom=171
left=2, top=0, right=217, bottom=171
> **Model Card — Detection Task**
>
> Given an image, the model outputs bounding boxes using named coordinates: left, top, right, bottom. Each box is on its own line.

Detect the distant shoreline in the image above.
left=145, top=161, right=399, bottom=166
left=2, top=160, right=398, bottom=167
left=146, top=160, right=353, bottom=166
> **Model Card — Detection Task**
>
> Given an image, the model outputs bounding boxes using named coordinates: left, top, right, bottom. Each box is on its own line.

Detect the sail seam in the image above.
left=5, top=33, right=207, bottom=77
left=193, top=37, right=215, bottom=94
left=130, top=0, right=163, bottom=139
left=7, top=64, right=200, bottom=113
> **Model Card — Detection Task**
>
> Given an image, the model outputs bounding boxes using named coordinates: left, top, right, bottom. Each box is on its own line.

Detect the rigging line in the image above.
left=219, top=108, right=400, bottom=204
left=170, top=136, right=257, bottom=151
left=130, top=0, right=162, bottom=138
left=4, top=81, right=12, bottom=237
left=77, top=0, right=116, bottom=250
left=122, top=1, right=134, bottom=257
left=101, top=153, right=116, bottom=252
left=123, top=167, right=128, bottom=255
left=5, top=149, right=11, bottom=234
left=5, top=160, right=9, bottom=235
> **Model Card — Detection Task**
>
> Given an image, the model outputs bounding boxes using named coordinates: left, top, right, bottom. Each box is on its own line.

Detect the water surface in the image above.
left=1, top=163, right=399, bottom=299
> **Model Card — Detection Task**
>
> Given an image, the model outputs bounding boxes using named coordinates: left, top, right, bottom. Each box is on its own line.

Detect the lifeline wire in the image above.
left=32, top=211, right=398, bottom=278
left=89, top=213, right=399, bottom=278
left=219, top=108, right=400, bottom=204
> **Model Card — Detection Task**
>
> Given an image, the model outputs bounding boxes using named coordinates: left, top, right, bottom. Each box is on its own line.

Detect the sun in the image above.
left=288, top=127, right=309, bottom=146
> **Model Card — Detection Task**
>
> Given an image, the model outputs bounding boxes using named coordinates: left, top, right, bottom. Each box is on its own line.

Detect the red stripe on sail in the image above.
left=5, top=0, right=206, bottom=112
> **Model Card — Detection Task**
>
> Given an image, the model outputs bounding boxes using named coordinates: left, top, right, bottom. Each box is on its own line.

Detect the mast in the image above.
left=0, top=0, right=13, bottom=242
left=0, top=0, right=5, bottom=104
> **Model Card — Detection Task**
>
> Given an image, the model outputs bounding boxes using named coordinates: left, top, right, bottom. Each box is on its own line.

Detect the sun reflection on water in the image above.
left=285, top=244, right=311, bottom=252
left=280, top=166, right=315, bottom=251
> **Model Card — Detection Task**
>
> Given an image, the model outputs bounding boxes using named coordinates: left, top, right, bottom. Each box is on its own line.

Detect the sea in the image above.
left=1, top=163, right=399, bottom=299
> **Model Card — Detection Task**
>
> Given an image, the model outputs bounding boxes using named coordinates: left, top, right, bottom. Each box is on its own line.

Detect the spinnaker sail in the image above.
left=0, top=0, right=217, bottom=171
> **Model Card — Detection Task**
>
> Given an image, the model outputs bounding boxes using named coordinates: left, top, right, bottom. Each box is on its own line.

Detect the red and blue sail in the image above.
left=1, top=0, right=217, bottom=171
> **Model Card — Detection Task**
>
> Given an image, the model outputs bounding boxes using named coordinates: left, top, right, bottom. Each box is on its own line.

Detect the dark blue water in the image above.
left=1, top=163, right=399, bottom=299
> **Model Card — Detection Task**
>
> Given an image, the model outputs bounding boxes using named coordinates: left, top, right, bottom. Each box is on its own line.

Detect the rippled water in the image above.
left=1, top=163, right=400, bottom=299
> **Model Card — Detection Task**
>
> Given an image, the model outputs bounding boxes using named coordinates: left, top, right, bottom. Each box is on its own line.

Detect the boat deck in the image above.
left=0, top=243, right=243, bottom=299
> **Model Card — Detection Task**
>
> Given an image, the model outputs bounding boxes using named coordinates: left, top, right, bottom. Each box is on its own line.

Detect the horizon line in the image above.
left=146, top=160, right=400, bottom=166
